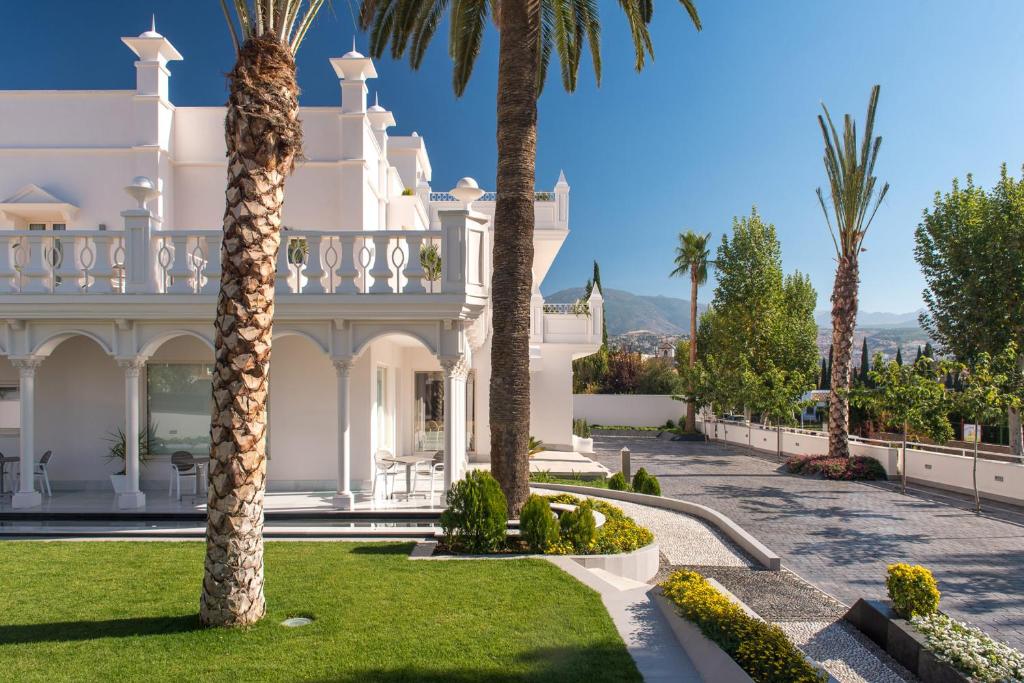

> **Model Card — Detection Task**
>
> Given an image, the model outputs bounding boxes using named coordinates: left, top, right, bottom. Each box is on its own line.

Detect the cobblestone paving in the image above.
left=590, top=434, right=1024, bottom=651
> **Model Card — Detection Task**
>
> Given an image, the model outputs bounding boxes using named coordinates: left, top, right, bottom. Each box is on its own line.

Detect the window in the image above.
left=146, top=363, right=213, bottom=454
left=0, top=386, right=20, bottom=430
left=413, top=371, right=476, bottom=453
left=375, top=365, right=394, bottom=453
left=414, top=371, right=444, bottom=452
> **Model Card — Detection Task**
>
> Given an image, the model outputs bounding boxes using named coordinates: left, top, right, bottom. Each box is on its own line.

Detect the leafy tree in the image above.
left=603, top=350, right=644, bottom=395
left=851, top=356, right=952, bottom=494
left=914, top=165, right=1024, bottom=455
left=637, top=358, right=684, bottom=395
left=691, top=209, right=818, bottom=416
left=817, top=85, right=889, bottom=460
left=670, top=230, right=713, bottom=432
left=953, top=343, right=1024, bottom=512
left=207, top=0, right=328, bottom=628
left=743, top=362, right=811, bottom=457
left=361, top=0, right=701, bottom=518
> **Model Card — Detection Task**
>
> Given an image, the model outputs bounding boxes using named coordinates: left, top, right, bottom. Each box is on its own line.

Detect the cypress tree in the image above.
left=819, top=357, right=828, bottom=389
left=914, top=345, right=922, bottom=363
left=859, top=338, right=870, bottom=385
left=592, top=260, right=607, bottom=347
left=895, top=347, right=903, bottom=365
left=824, top=345, right=833, bottom=390
left=923, top=341, right=934, bottom=358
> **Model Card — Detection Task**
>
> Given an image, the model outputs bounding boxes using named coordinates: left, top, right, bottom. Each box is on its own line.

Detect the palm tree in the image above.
left=817, top=85, right=889, bottom=459
left=360, top=0, right=701, bottom=516
left=670, top=230, right=711, bottom=432
left=201, top=0, right=326, bottom=628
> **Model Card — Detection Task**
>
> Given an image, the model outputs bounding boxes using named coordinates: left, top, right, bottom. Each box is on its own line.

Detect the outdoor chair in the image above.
left=168, top=451, right=197, bottom=501
left=34, top=450, right=52, bottom=496
left=412, top=450, right=444, bottom=501
left=372, top=450, right=399, bottom=500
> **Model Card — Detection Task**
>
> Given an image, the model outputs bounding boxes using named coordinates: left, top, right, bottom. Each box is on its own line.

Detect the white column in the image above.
left=11, top=358, right=42, bottom=508
left=441, top=356, right=469, bottom=490
left=117, top=358, right=147, bottom=509
left=332, top=359, right=355, bottom=509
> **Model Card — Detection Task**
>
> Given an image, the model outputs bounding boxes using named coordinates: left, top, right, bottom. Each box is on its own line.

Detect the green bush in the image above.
left=608, top=472, right=629, bottom=491
left=519, top=494, right=560, bottom=552
left=559, top=501, right=597, bottom=552
left=661, top=570, right=826, bottom=683
left=632, top=468, right=661, bottom=495
left=439, top=470, right=507, bottom=553
left=572, top=418, right=592, bottom=438
left=886, top=563, right=940, bottom=618
left=541, top=495, right=653, bottom=555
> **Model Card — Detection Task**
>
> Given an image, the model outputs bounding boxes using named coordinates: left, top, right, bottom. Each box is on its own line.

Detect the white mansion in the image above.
left=0, top=24, right=602, bottom=509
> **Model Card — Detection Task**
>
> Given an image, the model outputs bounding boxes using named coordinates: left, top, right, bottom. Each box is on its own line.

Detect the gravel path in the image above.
left=533, top=485, right=917, bottom=682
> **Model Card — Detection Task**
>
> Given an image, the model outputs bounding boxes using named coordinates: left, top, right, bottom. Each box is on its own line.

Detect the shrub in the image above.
left=661, top=570, right=826, bottom=683
left=663, top=419, right=676, bottom=429
left=785, top=454, right=886, bottom=481
left=519, top=494, right=560, bottom=552
left=911, top=612, right=1024, bottom=681
left=886, top=563, right=940, bottom=618
left=439, top=470, right=507, bottom=553
left=572, top=418, right=592, bottom=439
left=593, top=517, right=654, bottom=554
left=632, top=467, right=661, bottom=495
left=608, top=472, right=630, bottom=491
left=559, top=500, right=597, bottom=552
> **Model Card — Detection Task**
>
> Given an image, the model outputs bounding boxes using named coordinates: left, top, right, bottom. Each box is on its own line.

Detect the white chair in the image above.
left=412, top=450, right=444, bottom=501
left=372, top=450, right=399, bottom=500
left=34, top=450, right=52, bottom=497
left=169, top=451, right=197, bottom=500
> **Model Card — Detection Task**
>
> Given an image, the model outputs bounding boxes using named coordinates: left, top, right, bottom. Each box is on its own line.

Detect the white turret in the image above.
left=121, top=17, right=182, bottom=99
left=330, top=39, right=378, bottom=114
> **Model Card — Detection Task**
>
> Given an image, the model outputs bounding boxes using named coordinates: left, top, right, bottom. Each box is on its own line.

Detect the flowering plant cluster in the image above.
left=911, top=612, right=1024, bottom=682
left=785, top=454, right=886, bottom=481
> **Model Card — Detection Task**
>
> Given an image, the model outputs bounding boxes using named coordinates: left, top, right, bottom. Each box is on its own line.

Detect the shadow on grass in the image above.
left=310, top=644, right=640, bottom=682
left=347, top=543, right=416, bottom=556
left=0, top=614, right=202, bottom=645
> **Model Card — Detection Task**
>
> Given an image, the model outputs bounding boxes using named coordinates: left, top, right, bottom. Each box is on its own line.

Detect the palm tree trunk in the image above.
left=828, top=255, right=859, bottom=459
left=201, top=37, right=302, bottom=627
left=685, top=267, right=698, bottom=432
left=489, top=2, right=539, bottom=517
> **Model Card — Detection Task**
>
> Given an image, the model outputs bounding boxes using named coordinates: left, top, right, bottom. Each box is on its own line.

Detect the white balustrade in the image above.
left=0, top=226, right=474, bottom=297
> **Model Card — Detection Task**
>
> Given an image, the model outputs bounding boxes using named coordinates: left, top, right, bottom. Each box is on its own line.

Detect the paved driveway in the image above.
left=589, top=434, right=1024, bottom=651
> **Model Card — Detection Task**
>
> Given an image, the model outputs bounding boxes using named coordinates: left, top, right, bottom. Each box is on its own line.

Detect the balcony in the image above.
left=530, top=294, right=604, bottom=347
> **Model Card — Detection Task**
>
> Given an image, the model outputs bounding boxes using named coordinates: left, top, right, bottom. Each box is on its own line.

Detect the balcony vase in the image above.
left=572, top=435, right=594, bottom=454
left=110, top=473, right=128, bottom=495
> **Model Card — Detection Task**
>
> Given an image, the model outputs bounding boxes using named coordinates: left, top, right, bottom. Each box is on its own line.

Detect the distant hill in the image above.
left=545, top=287, right=706, bottom=336
left=814, top=309, right=924, bottom=328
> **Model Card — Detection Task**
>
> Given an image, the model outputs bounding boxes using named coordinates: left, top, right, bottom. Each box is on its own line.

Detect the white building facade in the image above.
left=0, top=25, right=602, bottom=509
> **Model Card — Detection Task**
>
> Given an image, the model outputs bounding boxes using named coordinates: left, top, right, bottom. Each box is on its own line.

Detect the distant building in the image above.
left=800, top=389, right=830, bottom=423
left=656, top=341, right=676, bottom=360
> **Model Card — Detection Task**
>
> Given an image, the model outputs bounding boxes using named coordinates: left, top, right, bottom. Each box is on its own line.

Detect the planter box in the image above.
left=109, top=474, right=128, bottom=495
left=571, top=435, right=594, bottom=453
left=844, top=599, right=968, bottom=683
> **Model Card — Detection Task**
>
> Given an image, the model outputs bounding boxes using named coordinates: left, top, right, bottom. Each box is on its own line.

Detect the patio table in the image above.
left=0, top=455, right=18, bottom=495
left=389, top=453, right=430, bottom=499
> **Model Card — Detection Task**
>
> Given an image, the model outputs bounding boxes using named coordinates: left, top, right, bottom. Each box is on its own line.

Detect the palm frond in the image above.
left=221, top=0, right=326, bottom=54
left=449, top=0, right=489, bottom=97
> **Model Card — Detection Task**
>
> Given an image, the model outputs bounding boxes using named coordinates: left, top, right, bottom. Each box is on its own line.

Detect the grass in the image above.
left=530, top=472, right=610, bottom=488
left=0, top=541, right=640, bottom=682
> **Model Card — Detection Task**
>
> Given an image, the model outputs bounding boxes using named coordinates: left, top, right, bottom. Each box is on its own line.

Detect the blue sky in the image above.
left=3, top=1, right=1022, bottom=313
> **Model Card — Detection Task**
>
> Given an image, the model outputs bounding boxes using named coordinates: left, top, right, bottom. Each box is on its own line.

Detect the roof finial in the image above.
left=151, top=14, right=156, bottom=34
left=374, top=91, right=379, bottom=107
left=352, top=36, right=357, bottom=53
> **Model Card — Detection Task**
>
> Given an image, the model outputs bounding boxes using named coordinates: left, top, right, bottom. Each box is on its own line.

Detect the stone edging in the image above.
left=534, top=483, right=782, bottom=571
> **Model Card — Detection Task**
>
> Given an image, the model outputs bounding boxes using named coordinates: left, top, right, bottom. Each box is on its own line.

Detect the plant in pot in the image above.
left=420, top=242, right=442, bottom=292
left=105, top=424, right=157, bottom=494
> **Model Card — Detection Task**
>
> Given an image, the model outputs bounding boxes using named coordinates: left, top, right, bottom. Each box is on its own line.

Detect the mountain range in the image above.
left=546, top=287, right=926, bottom=337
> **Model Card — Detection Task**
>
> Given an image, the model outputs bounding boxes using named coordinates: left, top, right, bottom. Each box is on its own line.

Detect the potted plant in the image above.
left=106, top=424, right=157, bottom=494
left=572, top=418, right=594, bottom=453
left=420, top=242, right=442, bottom=292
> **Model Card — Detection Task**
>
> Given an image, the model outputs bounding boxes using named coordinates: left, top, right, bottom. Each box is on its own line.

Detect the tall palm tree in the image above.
left=202, top=0, right=326, bottom=628
left=817, top=85, right=889, bottom=459
left=670, top=230, right=711, bottom=432
left=360, top=0, right=701, bottom=516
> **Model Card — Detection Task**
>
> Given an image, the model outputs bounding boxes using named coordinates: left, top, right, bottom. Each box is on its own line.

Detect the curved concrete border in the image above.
left=567, top=542, right=660, bottom=583
left=534, top=483, right=782, bottom=571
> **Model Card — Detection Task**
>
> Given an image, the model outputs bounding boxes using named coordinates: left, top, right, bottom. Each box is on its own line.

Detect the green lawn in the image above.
left=0, top=541, right=639, bottom=682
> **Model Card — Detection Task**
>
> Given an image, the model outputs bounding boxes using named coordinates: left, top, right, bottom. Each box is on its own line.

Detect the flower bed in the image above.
left=785, top=454, right=887, bottom=481
left=540, top=494, right=654, bottom=555
left=660, top=569, right=826, bottom=683
left=911, top=612, right=1024, bottom=682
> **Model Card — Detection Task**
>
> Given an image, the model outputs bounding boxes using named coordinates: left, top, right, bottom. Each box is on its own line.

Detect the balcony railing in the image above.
left=429, top=191, right=553, bottom=203
left=0, top=221, right=488, bottom=298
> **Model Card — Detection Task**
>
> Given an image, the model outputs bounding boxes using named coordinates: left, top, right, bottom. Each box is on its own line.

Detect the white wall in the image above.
left=700, top=419, right=1024, bottom=506
left=573, top=394, right=685, bottom=428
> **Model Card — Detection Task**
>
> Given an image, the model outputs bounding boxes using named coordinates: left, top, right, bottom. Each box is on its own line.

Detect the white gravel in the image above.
left=531, top=487, right=752, bottom=567
left=777, top=621, right=915, bottom=683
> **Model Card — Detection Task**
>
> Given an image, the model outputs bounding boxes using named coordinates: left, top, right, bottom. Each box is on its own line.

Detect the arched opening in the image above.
left=34, top=334, right=122, bottom=491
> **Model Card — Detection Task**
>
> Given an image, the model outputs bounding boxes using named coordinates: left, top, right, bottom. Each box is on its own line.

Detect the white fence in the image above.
left=700, top=418, right=1024, bottom=506
left=573, top=394, right=684, bottom=427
